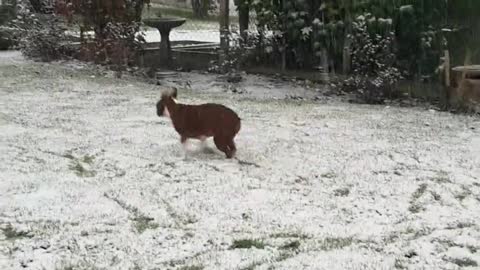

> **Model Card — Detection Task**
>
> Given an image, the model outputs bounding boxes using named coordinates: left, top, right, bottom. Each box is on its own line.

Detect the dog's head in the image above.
left=156, top=87, right=178, bottom=117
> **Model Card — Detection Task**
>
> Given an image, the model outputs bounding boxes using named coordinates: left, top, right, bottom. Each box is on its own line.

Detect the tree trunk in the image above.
left=192, top=0, right=209, bottom=18
left=219, top=0, right=229, bottom=52
left=238, top=4, right=249, bottom=42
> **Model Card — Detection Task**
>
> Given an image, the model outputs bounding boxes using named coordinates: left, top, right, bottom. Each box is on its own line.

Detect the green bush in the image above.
left=0, top=5, right=15, bottom=25
left=0, top=26, right=16, bottom=50
left=0, top=4, right=16, bottom=50
left=10, top=13, right=74, bottom=61
left=342, top=14, right=403, bottom=104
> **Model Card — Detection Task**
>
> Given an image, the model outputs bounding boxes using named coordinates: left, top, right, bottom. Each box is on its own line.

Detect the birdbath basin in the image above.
left=143, top=17, right=186, bottom=68
left=144, top=17, right=186, bottom=33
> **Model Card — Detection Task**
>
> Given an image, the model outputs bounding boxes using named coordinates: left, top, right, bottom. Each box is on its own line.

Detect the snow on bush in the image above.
left=9, top=0, right=74, bottom=61
left=342, top=14, right=403, bottom=104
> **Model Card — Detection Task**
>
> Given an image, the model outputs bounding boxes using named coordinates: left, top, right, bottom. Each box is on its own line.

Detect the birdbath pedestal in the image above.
left=143, top=18, right=186, bottom=68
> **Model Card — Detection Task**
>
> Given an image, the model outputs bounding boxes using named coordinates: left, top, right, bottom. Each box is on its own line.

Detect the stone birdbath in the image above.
left=143, top=17, right=186, bottom=68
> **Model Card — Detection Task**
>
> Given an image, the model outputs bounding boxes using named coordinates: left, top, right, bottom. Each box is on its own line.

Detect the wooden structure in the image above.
left=448, top=65, right=480, bottom=110
left=219, top=0, right=229, bottom=52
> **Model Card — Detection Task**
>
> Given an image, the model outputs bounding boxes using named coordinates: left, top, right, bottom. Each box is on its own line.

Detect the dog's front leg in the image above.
left=199, top=136, right=207, bottom=150
left=180, top=136, right=190, bottom=160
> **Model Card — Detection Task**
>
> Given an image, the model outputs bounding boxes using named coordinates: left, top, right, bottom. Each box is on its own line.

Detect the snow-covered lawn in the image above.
left=1, top=51, right=479, bottom=270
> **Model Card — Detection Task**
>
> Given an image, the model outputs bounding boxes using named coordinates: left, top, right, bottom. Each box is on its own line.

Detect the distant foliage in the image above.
left=238, top=0, right=478, bottom=77
left=209, top=31, right=247, bottom=73
left=11, top=0, right=149, bottom=70
left=0, top=28, right=15, bottom=50
left=67, top=0, right=148, bottom=71
left=209, top=29, right=277, bottom=74
left=78, top=20, right=145, bottom=71
left=26, top=0, right=50, bottom=13
left=0, top=2, right=16, bottom=25
left=237, top=0, right=343, bottom=69
left=10, top=0, right=74, bottom=61
left=191, top=0, right=209, bottom=18
left=342, top=14, right=402, bottom=104
left=0, top=2, right=17, bottom=50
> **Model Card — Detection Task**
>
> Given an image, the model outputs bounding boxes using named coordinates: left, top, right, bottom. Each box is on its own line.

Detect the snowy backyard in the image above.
left=1, top=51, right=480, bottom=270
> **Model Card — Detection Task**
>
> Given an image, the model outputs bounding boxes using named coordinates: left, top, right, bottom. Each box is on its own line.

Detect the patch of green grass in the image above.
left=182, top=232, right=195, bottom=239
left=318, top=237, right=353, bottom=251
left=408, top=183, right=428, bottom=213
left=264, top=251, right=296, bottom=270
left=178, top=265, right=204, bottom=270
left=62, top=153, right=75, bottom=160
left=456, top=221, right=474, bottom=229
left=394, top=258, right=407, bottom=269
left=430, top=172, right=451, bottom=183
left=56, top=266, right=74, bottom=270
left=131, top=263, right=142, bottom=270
left=404, top=250, right=418, bottom=258
left=402, top=226, right=432, bottom=240
left=455, top=193, right=467, bottom=201
left=412, top=184, right=428, bottom=200
left=69, top=160, right=96, bottom=177
left=133, top=215, right=159, bottom=234
left=238, top=237, right=302, bottom=269
left=66, top=153, right=96, bottom=177
left=230, top=239, right=266, bottom=249
left=449, top=257, right=478, bottom=267
left=454, top=186, right=472, bottom=202
left=467, top=245, right=478, bottom=254
left=280, top=240, right=300, bottom=250
left=321, top=172, right=336, bottom=179
left=430, top=191, right=441, bottom=201
left=182, top=215, right=198, bottom=225
left=333, top=187, right=350, bottom=197
left=382, top=232, right=400, bottom=244
left=82, top=154, right=95, bottom=164
left=276, top=251, right=293, bottom=262
left=269, top=232, right=309, bottom=239
left=1, top=224, right=32, bottom=240
left=408, top=204, right=424, bottom=213
left=241, top=262, right=263, bottom=270
left=55, top=261, right=102, bottom=270
left=104, top=193, right=159, bottom=233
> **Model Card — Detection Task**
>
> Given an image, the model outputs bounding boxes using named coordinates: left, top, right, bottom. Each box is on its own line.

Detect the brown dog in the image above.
left=156, top=88, right=241, bottom=159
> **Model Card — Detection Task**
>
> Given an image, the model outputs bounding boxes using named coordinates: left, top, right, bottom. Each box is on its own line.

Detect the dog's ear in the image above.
left=171, top=87, right=178, bottom=99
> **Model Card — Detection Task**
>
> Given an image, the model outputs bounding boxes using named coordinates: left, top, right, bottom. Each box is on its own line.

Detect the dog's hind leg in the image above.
left=180, top=136, right=190, bottom=160
left=226, top=138, right=236, bottom=159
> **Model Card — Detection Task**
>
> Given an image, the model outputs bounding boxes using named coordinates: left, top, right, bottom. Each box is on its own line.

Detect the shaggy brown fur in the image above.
left=156, top=88, right=241, bottom=158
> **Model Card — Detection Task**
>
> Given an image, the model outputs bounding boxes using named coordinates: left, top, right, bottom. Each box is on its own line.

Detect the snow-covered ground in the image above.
left=1, top=51, right=480, bottom=270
